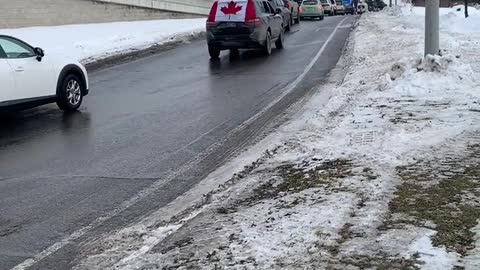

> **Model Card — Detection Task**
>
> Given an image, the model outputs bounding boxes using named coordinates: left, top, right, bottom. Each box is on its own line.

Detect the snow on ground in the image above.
left=73, top=5, right=480, bottom=270
left=0, top=19, right=206, bottom=64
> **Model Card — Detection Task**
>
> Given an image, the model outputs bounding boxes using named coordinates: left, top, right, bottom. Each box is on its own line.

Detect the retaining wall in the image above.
left=0, top=0, right=209, bottom=29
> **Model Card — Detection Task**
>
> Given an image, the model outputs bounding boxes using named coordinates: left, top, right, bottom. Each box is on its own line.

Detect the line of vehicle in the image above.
left=11, top=16, right=349, bottom=270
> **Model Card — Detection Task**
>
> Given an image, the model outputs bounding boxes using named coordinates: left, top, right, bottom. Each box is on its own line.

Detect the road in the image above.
left=0, top=16, right=355, bottom=269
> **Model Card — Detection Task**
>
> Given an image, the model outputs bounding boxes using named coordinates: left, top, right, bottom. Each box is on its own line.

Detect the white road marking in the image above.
left=315, top=26, right=335, bottom=32
left=11, top=16, right=350, bottom=270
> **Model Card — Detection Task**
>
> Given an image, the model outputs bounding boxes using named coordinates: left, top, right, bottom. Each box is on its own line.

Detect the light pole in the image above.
left=425, top=0, right=439, bottom=56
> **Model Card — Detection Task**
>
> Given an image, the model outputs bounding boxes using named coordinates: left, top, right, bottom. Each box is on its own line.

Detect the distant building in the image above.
left=412, top=0, right=455, bottom=7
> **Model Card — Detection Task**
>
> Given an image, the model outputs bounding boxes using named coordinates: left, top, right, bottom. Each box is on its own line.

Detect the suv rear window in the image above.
left=303, top=0, right=318, bottom=4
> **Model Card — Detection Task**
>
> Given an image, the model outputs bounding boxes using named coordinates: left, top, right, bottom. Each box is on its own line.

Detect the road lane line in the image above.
left=315, top=26, right=335, bottom=32
left=11, top=16, right=350, bottom=270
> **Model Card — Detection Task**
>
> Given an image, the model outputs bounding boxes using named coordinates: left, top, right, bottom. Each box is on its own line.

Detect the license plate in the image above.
left=225, top=22, right=237, bottom=27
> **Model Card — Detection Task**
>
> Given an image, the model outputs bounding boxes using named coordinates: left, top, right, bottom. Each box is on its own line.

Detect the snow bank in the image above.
left=0, top=19, right=206, bottom=64
left=386, top=4, right=480, bottom=34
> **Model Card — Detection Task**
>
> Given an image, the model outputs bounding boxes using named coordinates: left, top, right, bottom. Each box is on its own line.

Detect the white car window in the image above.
left=0, top=37, right=35, bottom=59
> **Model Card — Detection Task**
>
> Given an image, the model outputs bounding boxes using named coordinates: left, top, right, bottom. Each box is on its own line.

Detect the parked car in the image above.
left=330, top=0, right=339, bottom=14
left=206, top=0, right=285, bottom=58
left=334, top=0, right=346, bottom=14
left=300, top=0, right=325, bottom=20
left=268, top=0, right=293, bottom=31
left=283, top=0, right=301, bottom=25
left=0, top=35, right=89, bottom=112
left=320, top=0, right=335, bottom=15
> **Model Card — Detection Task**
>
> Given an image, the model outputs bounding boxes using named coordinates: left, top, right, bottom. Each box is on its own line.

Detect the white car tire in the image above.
left=56, top=74, right=84, bottom=112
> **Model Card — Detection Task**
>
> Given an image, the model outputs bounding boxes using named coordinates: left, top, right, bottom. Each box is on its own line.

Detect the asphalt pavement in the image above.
left=0, top=16, right=356, bottom=269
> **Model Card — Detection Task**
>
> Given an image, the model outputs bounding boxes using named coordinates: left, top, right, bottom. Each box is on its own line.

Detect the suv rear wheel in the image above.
left=294, top=10, right=300, bottom=24
left=275, top=29, right=284, bottom=49
left=208, top=46, right=220, bottom=59
left=286, top=16, right=292, bottom=32
left=57, top=74, right=83, bottom=112
left=263, top=31, right=272, bottom=56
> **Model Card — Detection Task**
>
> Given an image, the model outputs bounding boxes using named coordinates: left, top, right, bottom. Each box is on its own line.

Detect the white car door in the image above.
left=0, top=57, right=16, bottom=103
left=0, top=36, right=56, bottom=100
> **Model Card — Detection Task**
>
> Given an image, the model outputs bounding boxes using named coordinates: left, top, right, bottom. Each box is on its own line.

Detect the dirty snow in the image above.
left=73, top=5, right=480, bottom=270
left=409, top=231, right=460, bottom=270
left=0, top=19, right=205, bottom=64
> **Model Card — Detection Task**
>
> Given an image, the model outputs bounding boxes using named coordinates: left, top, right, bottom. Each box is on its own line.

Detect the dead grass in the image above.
left=241, top=159, right=354, bottom=206
left=336, top=253, right=421, bottom=270
left=387, top=144, right=480, bottom=256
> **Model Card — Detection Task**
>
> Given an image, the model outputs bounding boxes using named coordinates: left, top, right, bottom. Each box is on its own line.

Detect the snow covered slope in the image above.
left=0, top=18, right=206, bottom=64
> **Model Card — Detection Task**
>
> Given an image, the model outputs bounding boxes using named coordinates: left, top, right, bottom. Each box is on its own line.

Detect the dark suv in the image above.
left=206, top=0, right=285, bottom=58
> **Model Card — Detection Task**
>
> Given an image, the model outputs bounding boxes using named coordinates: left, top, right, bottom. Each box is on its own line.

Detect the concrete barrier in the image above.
left=0, top=0, right=209, bottom=29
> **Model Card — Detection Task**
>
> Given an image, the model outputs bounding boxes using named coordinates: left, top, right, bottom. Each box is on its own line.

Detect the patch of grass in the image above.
left=388, top=153, right=480, bottom=256
left=246, top=159, right=354, bottom=204
left=338, top=253, right=420, bottom=270
left=389, top=112, right=432, bottom=124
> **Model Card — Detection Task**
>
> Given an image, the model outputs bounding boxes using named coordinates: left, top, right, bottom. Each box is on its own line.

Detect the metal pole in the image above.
left=395, top=0, right=397, bottom=5
left=389, top=0, right=392, bottom=7
left=465, top=0, right=469, bottom=18
left=425, top=0, right=439, bottom=56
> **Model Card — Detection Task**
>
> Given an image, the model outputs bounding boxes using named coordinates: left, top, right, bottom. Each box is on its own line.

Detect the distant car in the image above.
left=320, top=0, right=335, bottom=15
left=206, top=0, right=285, bottom=58
left=0, top=35, right=89, bottom=112
left=330, top=0, right=339, bottom=14
left=334, top=0, right=346, bottom=14
left=268, top=0, right=293, bottom=31
left=283, top=0, right=301, bottom=25
left=300, top=0, right=325, bottom=20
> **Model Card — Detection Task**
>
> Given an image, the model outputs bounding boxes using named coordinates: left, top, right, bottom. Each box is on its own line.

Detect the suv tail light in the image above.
left=245, top=0, right=261, bottom=26
left=245, top=18, right=262, bottom=26
left=206, top=1, right=219, bottom=27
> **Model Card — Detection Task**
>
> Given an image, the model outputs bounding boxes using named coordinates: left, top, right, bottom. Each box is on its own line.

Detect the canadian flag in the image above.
left=215, top=0, right=247, bottom=22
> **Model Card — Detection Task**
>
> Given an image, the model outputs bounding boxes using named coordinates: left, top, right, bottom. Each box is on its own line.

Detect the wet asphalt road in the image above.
left=0, top=16, right=355, bottom=269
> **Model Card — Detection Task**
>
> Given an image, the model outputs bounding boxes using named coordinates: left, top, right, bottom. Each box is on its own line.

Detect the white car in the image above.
left=0, top=35, right=89, bottom=112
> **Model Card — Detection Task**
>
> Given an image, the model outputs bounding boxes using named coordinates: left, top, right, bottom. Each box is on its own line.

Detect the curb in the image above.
left=85, top=31, right=206, bottom=72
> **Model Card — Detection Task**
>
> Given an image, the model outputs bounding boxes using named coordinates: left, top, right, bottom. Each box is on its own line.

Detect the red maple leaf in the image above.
left=221, top=1, right=243, bottom=15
